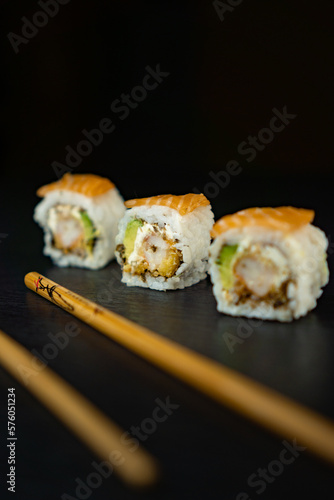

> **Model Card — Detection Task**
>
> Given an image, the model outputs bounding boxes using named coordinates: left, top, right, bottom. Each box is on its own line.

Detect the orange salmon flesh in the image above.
left=125, top=193, right=210, bottom=216
left=37, top=173, right=115, bottom=198
left=211, top=207, right=315, bottom=238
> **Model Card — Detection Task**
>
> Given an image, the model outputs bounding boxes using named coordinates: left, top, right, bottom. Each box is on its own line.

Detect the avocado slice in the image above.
left=79, top=211, right=99, bottom=254
left=124, top=219, right=143, bottom=260
left=216, top=244, right=239, bottom=290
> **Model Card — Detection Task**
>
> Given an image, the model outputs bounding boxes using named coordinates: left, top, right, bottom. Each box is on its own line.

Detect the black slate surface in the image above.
left=2, top=0, right=334, bottom=497
left=0, top=176, right=334, bottom=500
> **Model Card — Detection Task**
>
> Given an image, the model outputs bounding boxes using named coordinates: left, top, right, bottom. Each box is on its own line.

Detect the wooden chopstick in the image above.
left=25, top=271, right=334, bottom=467
left=0, top=328, right=159, bottom=488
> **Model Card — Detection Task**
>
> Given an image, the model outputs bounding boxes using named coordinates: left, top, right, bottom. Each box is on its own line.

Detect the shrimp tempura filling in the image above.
left=117, top=220, right=182, bottom=278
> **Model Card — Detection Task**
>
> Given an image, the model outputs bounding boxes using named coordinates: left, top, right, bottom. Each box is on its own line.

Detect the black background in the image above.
left=1, top=1, right=334, bottom=499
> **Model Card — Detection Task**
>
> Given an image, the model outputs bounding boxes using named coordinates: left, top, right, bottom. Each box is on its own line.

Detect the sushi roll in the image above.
left=209, top=207, right=329, bottom=322
left=34, top=173, right=125, bottom=269
left=115, top=194, right=214, bottom=290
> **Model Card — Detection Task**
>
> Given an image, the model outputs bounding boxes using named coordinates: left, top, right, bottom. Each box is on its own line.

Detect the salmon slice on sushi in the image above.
left=115, top=194, right=214, bottom=290
left=34, top=173, right=125, bottom=269
left=209, top=207, right=329, bottom=322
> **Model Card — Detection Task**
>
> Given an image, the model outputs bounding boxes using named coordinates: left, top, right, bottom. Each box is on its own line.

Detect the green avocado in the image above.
left=216, top=244, right=239, bottom=290
left=79, top=211, right=99, bottom=254
left=124, top=219, right=143, bottom=260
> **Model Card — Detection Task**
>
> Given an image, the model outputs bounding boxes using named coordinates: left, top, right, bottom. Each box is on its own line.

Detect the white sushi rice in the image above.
left=34, top=188, right=125, bottom=269
left=209, top=224, right=329, bottom=321
left=115, top=204, right=214, bottom=290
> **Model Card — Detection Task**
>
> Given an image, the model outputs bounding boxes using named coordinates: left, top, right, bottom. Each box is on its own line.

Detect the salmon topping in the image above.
left=212, top=207, right=314, bottom=238
left=37, top=173, right=115, bottom=198
left=125, top=193, right=210, bottom=216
